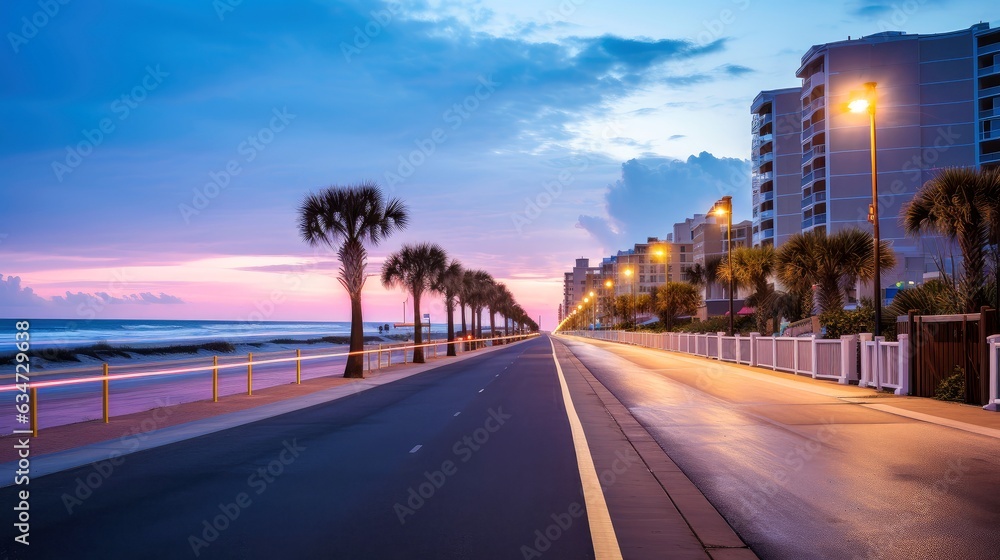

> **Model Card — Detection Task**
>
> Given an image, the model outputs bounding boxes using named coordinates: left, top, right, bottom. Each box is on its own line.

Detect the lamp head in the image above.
left=848, top=82, right=877, bottom=114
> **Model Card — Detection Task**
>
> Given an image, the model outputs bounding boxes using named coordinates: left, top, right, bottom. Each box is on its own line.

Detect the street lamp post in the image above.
left=849, top=82, right=882, bottom=337
left=588, top=291, right=596, bottom=331
left=711, top=196, right=734, bottom=336
left=604, top=280, right=613, bottom=329
left=623, top=267, right=635, bottom=328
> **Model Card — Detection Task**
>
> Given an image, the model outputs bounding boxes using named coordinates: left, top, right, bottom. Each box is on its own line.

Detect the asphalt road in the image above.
left=556, top=336, right=1000, bottom=560
left=0, top=337, right=594, bottom=559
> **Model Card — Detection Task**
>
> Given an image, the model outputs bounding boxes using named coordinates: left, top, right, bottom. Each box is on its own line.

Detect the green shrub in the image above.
left=934, top=366, right=966, bottom=402
left=819, top=307, right=874, bottom=339
left=672, top=315, right=755, bottom=335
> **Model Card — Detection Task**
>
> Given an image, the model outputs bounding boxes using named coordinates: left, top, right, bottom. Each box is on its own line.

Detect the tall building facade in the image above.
left=977, top=30, right=1000, bottom=165
left=755, top=23, right=1000, bottom=301
left=751, top=88, right=802, bottom=248
left=562, top=258, right=601, bottom=319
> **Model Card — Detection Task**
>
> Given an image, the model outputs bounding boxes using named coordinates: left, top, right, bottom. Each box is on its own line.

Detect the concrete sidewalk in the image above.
left=0, top=340, right=530, bottom=484
left=564, top=334, right=1000, bottom=440
left=554, top=338, right=758, bottom=560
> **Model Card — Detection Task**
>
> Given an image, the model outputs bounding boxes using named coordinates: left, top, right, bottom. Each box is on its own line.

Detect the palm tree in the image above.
left=903, top=167, right=1000, bottom=312
left=984, top=169, right=1000, bottom=311
left=654, top=282, right=702, bottom=330
left=463, top=270, right=493, bottom=348
left=487, top=282, right=514, bottom=343
left=775, top=228, right=895, bottom=314
left=885, top=279, right=961, bottom=318
left=473, top=272, right=495, bottom=345
left=684, top=262, right=705, bottom=286
left=719, top=245, right=775, bottom=332
left=457, top=269, right=475, bottom=350
left=381, top=243, right=448, bottom=364
left=493, top=283, right=515, bottom=340
left=432, top=259, right=464, bottom=356
left=298, top=182, right=408, bottom=378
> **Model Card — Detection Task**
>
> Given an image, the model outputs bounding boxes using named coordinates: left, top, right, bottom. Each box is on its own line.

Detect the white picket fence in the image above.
left=986, top=335, right=1000, bottom=411
left=565, top=330, right=912, bottom=394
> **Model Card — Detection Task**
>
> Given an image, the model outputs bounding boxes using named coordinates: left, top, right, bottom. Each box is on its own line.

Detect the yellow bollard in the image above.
left=296, top=349, right=302, bottom=384
left=212, top=356, right=219, bottom=402
left=247, top=352, right=253, bottom=395
left=103, top=363, right=110, bottom=423
left=30, top=387, right=38, bottom=437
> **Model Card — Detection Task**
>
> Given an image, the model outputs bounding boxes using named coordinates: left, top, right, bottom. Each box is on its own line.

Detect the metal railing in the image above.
left=3, top=333, right=539, bottom=436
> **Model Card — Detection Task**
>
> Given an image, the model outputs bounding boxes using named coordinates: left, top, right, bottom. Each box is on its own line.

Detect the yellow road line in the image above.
left=549, top=338, right=623, bottom=560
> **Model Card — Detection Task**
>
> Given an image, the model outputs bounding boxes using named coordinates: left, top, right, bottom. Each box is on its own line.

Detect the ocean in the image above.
left=0, top=318, right=451, bottom=353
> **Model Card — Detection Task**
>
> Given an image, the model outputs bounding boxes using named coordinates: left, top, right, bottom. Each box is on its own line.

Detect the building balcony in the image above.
left=758, top=151, right=774, bottom=164
left=802, top=213, right=828, bottom=229
left=801, top=190, right=826, bottom=208
left=982, top=129, right=1000, bottom=141
left=757, top=171, right=773, bottom=183
left=801, top=166, right=826, bottom=187
left=758, top=209, right=775, bottom=220
left=802, top=120, right=824, bottom=140
left=980, top=42, right=1000, bottom=55
left=801, top=144, right=826, bottom=164
left=752, top=133, right=774, bottom=150
left=982, top=107, right=1000, bottom=119
left=982, top=150, right=1000, bottom=164
left=759, top=228, right=774, bottom=240
left=802, top=72, right=825, bottom=95
left=981, top=84, right=1000, bottom=98
left=752, top=112, right=774, bottom=132
left=803, top=96, right=826, bottom=116
left=980, top=63, right=1000, bottom=77
left=760, top=190, right=775, bottom=202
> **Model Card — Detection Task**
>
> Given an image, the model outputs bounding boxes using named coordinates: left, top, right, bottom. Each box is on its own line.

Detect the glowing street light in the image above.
left=710, top=196, right=734, bottom=336
left=848, top=81, right=882, bottom=337
left=604, top=280, right=613, bottom=328
left=622, top=267, right=636, bottom=327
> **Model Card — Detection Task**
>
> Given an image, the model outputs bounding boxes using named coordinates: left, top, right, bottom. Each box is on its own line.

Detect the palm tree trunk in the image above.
left=346, top=292, right=365, bottom=378
left=459, top=301, right=468, bottom=351
left=476, top=306, right=484, bottom=348
left=446, top=299, right=457, bottom=357
left=489, top=308, right=497, bottom=347
left=412, top=292, right=424, bottom=363
left=466, top=305, right=479, bottom=350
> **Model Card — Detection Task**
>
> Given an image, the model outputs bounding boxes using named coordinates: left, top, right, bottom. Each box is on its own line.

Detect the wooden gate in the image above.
left=897, top=308, right=998, bottom=405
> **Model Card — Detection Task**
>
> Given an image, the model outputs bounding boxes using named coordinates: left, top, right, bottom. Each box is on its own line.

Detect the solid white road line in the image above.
left=453, top=412, right=461, bottom=417
left=409, top=445, right=422, bottom=453
left=549, top=338, right=623, bottom=560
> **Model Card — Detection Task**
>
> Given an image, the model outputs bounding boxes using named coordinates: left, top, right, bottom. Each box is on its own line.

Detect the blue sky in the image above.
left=0, top=0, right=995, bottom=327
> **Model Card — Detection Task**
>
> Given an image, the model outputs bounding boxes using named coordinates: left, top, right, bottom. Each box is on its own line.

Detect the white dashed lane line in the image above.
left=409, top=445, right=422, bottom=453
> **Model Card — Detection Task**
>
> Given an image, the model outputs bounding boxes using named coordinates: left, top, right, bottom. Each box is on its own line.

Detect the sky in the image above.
left=0, top=0, right=995, bottom=329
